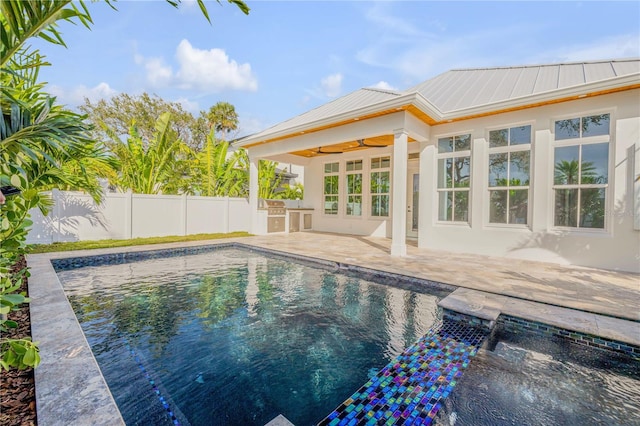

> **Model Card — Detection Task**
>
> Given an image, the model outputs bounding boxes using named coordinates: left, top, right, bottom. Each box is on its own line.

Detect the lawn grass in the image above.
left=28, top=232, right=252, bottom=254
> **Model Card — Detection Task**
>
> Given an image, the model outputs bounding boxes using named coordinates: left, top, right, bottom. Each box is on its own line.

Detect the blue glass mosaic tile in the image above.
left=498, top=315, right=640, bottom=360
left=318, top=318, right=488, bottom=425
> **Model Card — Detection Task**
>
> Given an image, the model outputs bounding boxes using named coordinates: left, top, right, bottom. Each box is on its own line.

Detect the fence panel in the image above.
left=25, top=191, right=251, bottom=244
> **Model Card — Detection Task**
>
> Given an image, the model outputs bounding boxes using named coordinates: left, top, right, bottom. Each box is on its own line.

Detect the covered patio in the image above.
left=235, top=60, right=640, bottom=273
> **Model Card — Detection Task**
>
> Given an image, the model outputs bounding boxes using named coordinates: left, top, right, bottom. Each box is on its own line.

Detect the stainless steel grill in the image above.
left=264, top=200, right=286, bottom=233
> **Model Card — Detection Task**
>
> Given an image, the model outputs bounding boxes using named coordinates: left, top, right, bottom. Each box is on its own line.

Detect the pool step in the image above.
left=265, top=414, right=295, bottom=426
left=317, top=318, right=488, bottom=425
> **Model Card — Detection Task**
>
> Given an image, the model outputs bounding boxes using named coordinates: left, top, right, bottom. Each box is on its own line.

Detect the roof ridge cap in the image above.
left=362, top=86, right=402, bottom=96
left=449, top=57, right=640, bottom=72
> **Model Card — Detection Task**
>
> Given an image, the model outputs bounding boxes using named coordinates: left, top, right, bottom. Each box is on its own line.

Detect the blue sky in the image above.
left=35, top=1, right=640, bottom=137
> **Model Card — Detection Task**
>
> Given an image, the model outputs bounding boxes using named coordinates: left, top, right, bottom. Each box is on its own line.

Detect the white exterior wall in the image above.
left=26, top=192, right=250, bottom=244
left=297, top=90, right=639, bottom=272
left=418, top=90, right=640, bottom=272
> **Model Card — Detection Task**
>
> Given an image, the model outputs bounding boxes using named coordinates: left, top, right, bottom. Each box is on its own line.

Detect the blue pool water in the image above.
left=57, top=248, right=449, bottom=425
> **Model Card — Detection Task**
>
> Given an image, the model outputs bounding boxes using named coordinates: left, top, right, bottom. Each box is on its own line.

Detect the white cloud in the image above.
left=48, top=82, right=117, bottom=107
left=320, top=73, right=343, bottom=98
left=175, top=39, right=257, bottom=92
left=135, top=39, right=258, bottom=93
left=144, top=57, right=173, bottom=88
left=369, top=81, right=398, bottom=91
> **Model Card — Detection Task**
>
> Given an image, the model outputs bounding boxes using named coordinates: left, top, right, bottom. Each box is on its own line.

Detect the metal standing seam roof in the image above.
left=407, top=58, right=640, bottom=113
left=239, top=59, right=640, bottom=145
left=246, top=87, right=403, bottom=141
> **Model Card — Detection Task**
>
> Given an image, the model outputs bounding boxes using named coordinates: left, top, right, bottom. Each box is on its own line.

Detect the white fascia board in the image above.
left=260, top=153, right=312, bottom=166
left=236, top=93, right=443, bottom=147
left=440, top=73, right=640, bottom=120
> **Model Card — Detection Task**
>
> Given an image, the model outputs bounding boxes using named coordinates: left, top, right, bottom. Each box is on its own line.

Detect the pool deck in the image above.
left=27, top=232, right=640, bottom=425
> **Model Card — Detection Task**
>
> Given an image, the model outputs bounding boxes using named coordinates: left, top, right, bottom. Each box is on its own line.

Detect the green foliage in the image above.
left=191, top=130, right=247, bottom=196
left=258, top=159, right=283, bottom=200
left=103, top=112, right=193, bottom=194
left=275, top=182, right=304, bottom=200
left=0, top=338, right=40, bottom=371
left=81, top=93, right=209, bottom=151
left=0, top=0, right=93, bottom=69
left=0, top=191, right=40, bottom=371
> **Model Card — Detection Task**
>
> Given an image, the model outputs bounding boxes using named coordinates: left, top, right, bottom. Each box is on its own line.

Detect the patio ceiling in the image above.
left=289, top=134, right=417, bottom=157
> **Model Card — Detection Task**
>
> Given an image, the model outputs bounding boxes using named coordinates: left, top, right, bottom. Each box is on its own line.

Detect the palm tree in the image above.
left=205, top=101, right=239, bottom=141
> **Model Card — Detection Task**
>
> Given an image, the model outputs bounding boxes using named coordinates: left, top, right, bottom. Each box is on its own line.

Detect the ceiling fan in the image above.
left=314, top=139, right=387, bottom=155
left=356, top=139, right=387, bottom=148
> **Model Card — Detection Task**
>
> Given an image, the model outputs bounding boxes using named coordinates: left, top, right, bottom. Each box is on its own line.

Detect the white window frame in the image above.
left=345, top=159, right=363, bottom=217
left=436, top=133, right=472, bottom=224
left=486, top=123, right=533, bottom=228
left=323, top=161, right=340, bottom=216
left=369, top=155, right=391, bottom=218
left=551, top=111, right=612, bottom=232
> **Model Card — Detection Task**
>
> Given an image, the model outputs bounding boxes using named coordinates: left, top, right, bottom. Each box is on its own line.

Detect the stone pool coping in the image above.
left=26, top=238, right=640, bottom=425
left=28, top=253, right=125, bottom=426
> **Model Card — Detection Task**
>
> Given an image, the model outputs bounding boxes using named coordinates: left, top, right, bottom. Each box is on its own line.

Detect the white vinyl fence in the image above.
left=26, top=190, right=251, bottom=245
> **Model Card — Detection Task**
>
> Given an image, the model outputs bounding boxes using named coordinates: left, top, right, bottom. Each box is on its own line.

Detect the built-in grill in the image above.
left=264, top=200, right=286, bottom=233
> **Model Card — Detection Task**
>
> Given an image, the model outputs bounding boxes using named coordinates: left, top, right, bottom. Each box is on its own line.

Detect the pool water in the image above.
left=434, top=329, right=640, bottom=426
left=57, top=248, right=448, bottom=425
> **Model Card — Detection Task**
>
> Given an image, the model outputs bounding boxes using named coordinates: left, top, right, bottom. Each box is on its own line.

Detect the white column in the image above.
left=418, top=140, right=434, bottom=248
left=249, top=155, right=260, bottom=234
left=391, top=129, right=408, bottom=256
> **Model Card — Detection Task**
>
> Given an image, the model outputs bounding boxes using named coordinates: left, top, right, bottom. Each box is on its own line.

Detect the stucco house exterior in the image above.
left=236, top=59, right=640, bottom=273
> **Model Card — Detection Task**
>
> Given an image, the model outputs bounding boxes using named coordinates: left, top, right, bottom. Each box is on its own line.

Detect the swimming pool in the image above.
left=56, top=247, right=450, bottom=425
left=52, top=244, right=640, bottom=426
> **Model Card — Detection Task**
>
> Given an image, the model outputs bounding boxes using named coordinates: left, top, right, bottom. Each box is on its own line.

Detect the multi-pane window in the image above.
left=346, top=160, right=363, bottom=216
left=553, top=113, right=610, bottom=229
left=323, top=162, right=339, bottom=215
left=437, top=134, right=471, bottom=222
left=370, top=156, right=390, bottom=217
left=488, top=125, right=531, bottom=225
